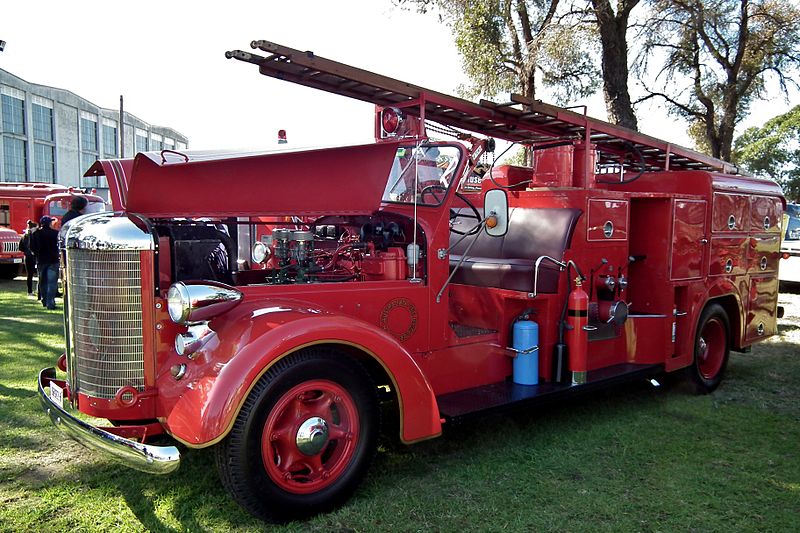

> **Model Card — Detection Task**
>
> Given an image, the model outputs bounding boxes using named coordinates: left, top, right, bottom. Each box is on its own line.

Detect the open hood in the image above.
left=85, top=141, right=401, bottom=218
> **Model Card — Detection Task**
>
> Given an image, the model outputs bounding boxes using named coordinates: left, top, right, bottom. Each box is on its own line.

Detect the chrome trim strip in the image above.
left=38, top=367, right=180, bottom=475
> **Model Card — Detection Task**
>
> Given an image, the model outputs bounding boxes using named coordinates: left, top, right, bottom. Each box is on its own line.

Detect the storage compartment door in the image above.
left=671, top=199, right=706, bottom=280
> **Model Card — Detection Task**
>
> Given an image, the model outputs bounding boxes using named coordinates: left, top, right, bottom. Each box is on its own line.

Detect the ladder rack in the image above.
left=226, top=40, right=740, bottom=175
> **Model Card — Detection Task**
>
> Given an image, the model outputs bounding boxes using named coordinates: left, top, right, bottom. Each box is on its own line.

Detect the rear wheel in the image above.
left=215, top=348, right=379, bottom=521
left=689, top=303, right=730, bottom=393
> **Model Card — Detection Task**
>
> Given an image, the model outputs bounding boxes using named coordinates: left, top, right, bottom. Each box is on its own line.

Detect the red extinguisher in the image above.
left=567, top=277, right=589, bottom=385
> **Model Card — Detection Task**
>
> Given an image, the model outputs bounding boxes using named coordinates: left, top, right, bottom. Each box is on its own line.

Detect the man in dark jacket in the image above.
left=18, top=220, right=38, bottom=297
left=31, top=216, right=59, bottom=310
left=61, top=195, right=88, bottom=226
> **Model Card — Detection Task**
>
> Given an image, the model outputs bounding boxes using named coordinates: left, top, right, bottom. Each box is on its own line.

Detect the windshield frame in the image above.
left=381, top=142, right=467, bottom=208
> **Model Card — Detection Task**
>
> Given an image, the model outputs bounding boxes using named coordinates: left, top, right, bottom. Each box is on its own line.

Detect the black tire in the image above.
left=688, top=303, right=730, bottom=394
left=215, top=348, right=379, bottom=521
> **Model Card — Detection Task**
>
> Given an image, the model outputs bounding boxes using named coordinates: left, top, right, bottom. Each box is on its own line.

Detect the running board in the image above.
left=437, top=363, right=663, bottom=421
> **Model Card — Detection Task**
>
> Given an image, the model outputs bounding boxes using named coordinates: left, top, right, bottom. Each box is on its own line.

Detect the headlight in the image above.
left=252, top=241, right=271, bottom=264
left=167, top=283, right=191, bottom=323
left=166, top=281, right=243, bottom=324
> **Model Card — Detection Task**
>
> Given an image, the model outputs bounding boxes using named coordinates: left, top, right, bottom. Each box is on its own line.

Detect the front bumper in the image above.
left=38, top=367, right=181, bottom=474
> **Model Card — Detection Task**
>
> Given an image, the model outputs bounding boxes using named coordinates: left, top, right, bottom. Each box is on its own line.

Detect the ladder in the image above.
left=226, top=40, right=740, bottom=175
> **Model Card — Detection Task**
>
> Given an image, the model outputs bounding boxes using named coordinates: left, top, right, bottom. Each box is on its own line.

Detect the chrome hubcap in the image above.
left=698, top=337, right=708, bottom=360
left=296, top=416, right=329, bottom=456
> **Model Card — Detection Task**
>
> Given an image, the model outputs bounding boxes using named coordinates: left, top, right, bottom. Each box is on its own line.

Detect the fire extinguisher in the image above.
left=567, top=277, right=589, bottom=385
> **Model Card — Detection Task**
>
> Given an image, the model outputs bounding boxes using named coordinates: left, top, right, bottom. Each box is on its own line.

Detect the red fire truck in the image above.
left=38, top=41, right=784, bottom=521
left=0, top=183, right=106, bottom=278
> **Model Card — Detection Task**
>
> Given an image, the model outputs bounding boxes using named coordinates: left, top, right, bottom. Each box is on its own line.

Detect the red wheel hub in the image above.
left=697, top=317, right=725, bottom=380
left=261, top=379, right=359, bottom=494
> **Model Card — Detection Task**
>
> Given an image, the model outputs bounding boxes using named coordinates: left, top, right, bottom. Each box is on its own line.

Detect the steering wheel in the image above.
left=450, top=192, right=482, bottom=235
left=419, top=183, right=448, bottom=204
left=419, top=184, right=482, bottom=235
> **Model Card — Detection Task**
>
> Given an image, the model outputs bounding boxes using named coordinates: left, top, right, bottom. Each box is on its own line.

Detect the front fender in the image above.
left=159, top=300, right=441, bottom=447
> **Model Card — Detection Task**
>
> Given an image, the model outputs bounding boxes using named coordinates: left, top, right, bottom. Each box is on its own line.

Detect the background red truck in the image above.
left=0, top=182, right=106, bottom=278
left=39, top=41, right=785, bottom=522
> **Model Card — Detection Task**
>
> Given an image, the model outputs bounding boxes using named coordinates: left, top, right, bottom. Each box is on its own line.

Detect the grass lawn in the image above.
left=1, top=276, right=799, bottom=532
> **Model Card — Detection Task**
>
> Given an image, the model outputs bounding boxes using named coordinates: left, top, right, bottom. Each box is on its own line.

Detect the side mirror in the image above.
left=484, top=189, right=509, bottom=237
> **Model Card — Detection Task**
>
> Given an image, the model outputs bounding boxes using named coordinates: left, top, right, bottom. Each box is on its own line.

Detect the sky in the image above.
left=1, top=0, right=797, bottom=154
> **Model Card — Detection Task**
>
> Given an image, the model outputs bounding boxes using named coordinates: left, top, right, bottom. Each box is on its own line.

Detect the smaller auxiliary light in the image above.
left=167, top=281, right=243, bottom=325
left=251, top=241, right=271, bottom=264
left=175, top=324, right=214, bottom=358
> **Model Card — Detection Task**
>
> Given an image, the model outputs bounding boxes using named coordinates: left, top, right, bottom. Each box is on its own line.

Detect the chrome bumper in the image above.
left=38, top=367, right=180, bottom=475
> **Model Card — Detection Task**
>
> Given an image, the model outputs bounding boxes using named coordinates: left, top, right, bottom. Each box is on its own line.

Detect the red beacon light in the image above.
left=278, top=129, right=288, bottom=144
left=381, top=107, right=404, bottom=136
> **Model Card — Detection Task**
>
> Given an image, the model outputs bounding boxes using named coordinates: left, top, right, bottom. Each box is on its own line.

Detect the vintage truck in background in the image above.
left=780, top=203, right=800, bottom=284
left=0, top=182, right=105, bottom=278
left=38, top=41, right=784, bottom=521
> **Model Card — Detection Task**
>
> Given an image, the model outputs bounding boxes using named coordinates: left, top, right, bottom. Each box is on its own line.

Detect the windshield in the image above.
left=85, top=200, right=106, bottom=214
left=46, top=198, right=106, bottom=217
left=382, top=144, right=462, bottom=206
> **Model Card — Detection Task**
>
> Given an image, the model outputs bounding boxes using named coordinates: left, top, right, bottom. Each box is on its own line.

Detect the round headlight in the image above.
left=252, top=241, right=271, bottom=264
left=167, top=283, right=191, bottom=323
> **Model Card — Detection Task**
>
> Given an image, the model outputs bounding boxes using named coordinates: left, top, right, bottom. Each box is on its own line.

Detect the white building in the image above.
left=0, top=68, right=188, bottom=199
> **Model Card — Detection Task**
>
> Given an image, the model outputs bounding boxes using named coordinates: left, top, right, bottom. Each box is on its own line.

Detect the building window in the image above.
left=102, top=121, right=118, bottom=157
left=3, top=137, right=27, bottom=181
left=80, top=113, right=98, bottom=152
left=80, top=152, right=100, bottom=188
left=32, top=103, right=54, bottom=141
left=34, top=143, right=55, bottom=182
left=135, top=129, right=148, bottom=153
left=1, top=92, right=25, bottom=135
left=150, top=133, right=163, bottom=151
left=81, top=152, right=97, bottom=173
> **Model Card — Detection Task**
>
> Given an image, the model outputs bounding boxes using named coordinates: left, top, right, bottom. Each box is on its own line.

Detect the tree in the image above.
left=733, top=105, right=800, bottom=201
left=397, top=1, right=600, bottom=104
left=637, top=0, right=800, bottom=161
left=398, top=1, right=642, bottom=129
left=589, top=0, right=640, bottom=129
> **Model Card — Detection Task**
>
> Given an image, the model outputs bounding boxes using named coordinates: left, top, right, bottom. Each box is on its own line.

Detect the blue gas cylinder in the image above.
left=513, top=320, right=539, bottom=385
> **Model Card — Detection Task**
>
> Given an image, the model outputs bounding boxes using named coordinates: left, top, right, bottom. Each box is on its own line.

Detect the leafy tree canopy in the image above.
left=638, top=0, right=800, bottom=161
left=733, top=105, right=800, bottom=201
left=397, top=1, right=599, bottom=104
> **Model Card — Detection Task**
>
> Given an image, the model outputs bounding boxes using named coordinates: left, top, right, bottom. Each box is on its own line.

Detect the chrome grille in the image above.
left=2, top=241, right=18, bottom=253
left=67, top=248, right=145, bottom=398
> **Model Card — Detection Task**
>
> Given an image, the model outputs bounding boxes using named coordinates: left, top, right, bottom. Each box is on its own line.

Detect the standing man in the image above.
left=61, top=195, right=88, bottom=226
left=31, top=216, right=59, bottom=310
left=18, top=220, right=38, bottom=297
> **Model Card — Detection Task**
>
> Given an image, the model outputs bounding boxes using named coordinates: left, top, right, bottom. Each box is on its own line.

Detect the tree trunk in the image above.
left=593, top=0, right=639, bottom=131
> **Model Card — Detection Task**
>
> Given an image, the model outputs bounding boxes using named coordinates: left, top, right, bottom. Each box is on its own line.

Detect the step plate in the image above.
left=437, top=363, right=662, bottom=420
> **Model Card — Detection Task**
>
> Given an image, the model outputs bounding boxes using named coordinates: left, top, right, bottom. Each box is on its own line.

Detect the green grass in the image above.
left=1, top=276, right=799, bottom=532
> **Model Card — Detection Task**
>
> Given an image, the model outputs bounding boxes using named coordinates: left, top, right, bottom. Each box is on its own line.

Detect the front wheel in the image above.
left=215, top=348, right=379, bottom=521
left=689, top=303, right=730, bottom=393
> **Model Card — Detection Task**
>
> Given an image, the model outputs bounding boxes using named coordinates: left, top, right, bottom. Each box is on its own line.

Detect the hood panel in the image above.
left=87, top=142, right=401, bottom=218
